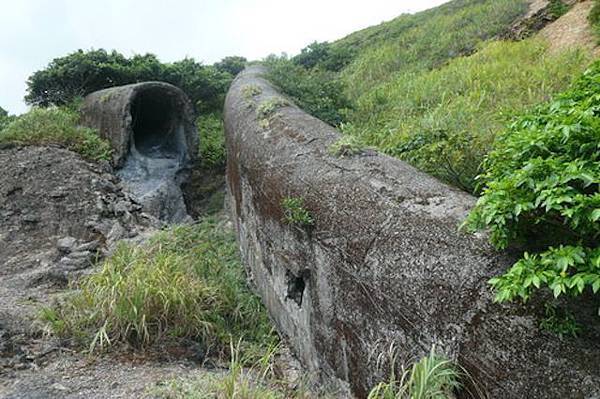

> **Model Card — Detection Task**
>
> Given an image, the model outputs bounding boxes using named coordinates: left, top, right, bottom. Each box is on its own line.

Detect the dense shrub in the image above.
left=25, top=49, right=240, bottom=113
left=0, top=107, right=111, bottom=161
left=197, top=112, right=226, bottom=169
left=264, top=55, right=351, bottom=127
left=465, top=61, right=600, bottom=304
left=0, top=106, right=14, bottom=131
left=42, top=219, right=275, bottom=357
left=214, top=56, right=247, bottom=76
left=292, top=41, right=354, bottom=72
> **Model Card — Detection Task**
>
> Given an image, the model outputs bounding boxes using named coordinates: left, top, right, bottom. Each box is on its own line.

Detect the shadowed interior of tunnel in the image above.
left=130, top=89, right=187, bottom=160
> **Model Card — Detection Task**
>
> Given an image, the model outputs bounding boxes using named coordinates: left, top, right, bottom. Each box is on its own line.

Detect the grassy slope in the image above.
left=268, top=0, right=593, bottom=193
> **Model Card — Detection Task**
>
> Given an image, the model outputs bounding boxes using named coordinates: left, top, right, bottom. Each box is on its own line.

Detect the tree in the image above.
left=25, top=49, right=235, bottom=113
left=214, top=56, right=247, bottom=76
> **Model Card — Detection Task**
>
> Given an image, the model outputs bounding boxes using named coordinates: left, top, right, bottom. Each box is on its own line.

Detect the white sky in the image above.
left=0, top=0, right=448, bottom=114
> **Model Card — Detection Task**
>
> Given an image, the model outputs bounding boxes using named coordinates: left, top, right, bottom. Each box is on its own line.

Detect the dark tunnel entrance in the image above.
left=130, top=89, right=187, bottom=160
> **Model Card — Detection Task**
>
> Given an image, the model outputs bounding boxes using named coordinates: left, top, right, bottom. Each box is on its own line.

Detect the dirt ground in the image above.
left=0, top=145, right=201, bottom=399
left=539, top=0, right=600, bottom=56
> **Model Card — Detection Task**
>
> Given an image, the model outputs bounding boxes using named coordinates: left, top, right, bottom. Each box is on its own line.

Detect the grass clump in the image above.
left=0, top=107, right=112, bottom=162
left=197, top=112, right=226, bottom=169
left=153, top=341, right=317, bottom=399
left=328, top=134, right=367, bottom=158
left=368, top=347, right=461, bottom=399
left=241, top=84, right=262, bottom=101
left=256, top=97, right=290, bottom=119
left=42, top=219, right=275, bottom=358
left=281, top=197, right=314, bottom=227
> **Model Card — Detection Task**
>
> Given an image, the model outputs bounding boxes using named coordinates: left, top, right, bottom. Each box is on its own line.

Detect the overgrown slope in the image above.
left=265, top=0, right=594, bottom=192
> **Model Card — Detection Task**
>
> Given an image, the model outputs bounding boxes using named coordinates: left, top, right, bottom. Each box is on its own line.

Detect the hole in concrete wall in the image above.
left=286, top=270, right=308, bottom=307
left=131, top=89, right=186, bottom=159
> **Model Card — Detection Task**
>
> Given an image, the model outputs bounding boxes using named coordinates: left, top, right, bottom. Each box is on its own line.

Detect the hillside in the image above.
left=266, top=0, right=598, bottom=192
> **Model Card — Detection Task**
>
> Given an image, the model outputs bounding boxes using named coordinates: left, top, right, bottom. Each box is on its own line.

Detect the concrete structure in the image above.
left=224, top=66, right=600, bottom=398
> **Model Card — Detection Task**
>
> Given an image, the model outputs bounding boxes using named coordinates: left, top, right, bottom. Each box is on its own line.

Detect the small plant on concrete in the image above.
left=328, top=135, right=367, bottom=157
left=256, top=97, right=290, bottom=119
left=282, top=197, right=314, bottom=227
left=368, top=346, right=461, bottom=399
left=540, top=304, right=581, bottom=339
left=242, top=84, right=262, bottom=101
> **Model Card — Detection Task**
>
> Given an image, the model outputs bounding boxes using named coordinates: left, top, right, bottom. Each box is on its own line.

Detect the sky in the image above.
left=0, top=0, right=449, bottom=114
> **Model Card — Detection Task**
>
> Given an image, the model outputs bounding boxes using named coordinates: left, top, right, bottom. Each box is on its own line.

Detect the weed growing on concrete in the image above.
left=256, top=97, right=289, bottom=119
left=281, top=197, right=314, bottom=227
left=540, top=304, right=581, bottom=339
left=242, top=84, right=262, bottom=101
left=328, top=134, right=367, bottom=157
left=368, top=346, right=461, bottom=399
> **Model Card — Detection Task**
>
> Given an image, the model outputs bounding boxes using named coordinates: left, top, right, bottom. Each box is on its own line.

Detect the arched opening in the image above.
left=130, top=88, right=187, bottom=160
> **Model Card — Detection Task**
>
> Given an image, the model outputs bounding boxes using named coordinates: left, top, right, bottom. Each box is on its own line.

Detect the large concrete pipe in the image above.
left=224, top=66, right=600, bottom=398
left=81, top=82, right=198, bottom=222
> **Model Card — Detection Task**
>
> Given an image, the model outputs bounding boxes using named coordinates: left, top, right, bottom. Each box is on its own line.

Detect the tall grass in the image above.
left=197, top=112, right=226, bottom=169
left=339, top=0, right=529, bottom=99
left=368, top=347, right=461, bottom=399
left=0, top=107, right=111, bottom=162
left=153, top=340, right=315, bottom=399
left=41, top=219, right=275, bottom=359
left=343, top=39, right=589, bottom=192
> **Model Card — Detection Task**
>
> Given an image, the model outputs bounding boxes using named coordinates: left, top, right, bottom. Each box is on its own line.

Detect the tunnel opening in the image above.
left=130, top=89, right=187, bottom=161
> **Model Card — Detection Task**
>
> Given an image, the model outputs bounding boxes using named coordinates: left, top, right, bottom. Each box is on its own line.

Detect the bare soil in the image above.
left=539, top=0, right=600, bottom=56
left=0, top=145, right=202, bottom=398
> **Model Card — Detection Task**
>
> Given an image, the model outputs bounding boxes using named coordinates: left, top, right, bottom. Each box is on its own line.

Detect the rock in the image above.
left=56, top=237, right=77, bottom=254
left=223, top=66, right=600, bottom=398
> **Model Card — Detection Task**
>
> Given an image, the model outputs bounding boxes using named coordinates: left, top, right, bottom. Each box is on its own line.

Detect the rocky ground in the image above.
left=0, top=145, right=206, bottom=398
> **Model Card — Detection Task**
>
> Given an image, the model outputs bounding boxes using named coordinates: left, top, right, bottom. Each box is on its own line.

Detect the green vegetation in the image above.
left=589, top=0, right=600, bottom=39
left=328, top=134, right=367, bottom=158
left=241, top=84, right=262, bottom=101
left=153, top=341, right=316, bottom=399
left=263, top=0, right=594, bottom=193
left=42, top=219, right=275, bottom=358
left=281, top=197, right=314, bottom=227
left=344, top=39, right=588, bottom=192
left=465, top=61, right=600, bottom=307
left=337, top=0, right=529, bottom=99
left=0, top=107, right=111, bottom=161
left=197, top=113, right=226, bottom=169
left=368, top=347, right=460, bottom=399
left=540, top=304, right=581, bottom=338
left=25, top=49, right=245, bottom=113
left=256, top=97, right=290, bottom=119
left=264, top=56, right=350, bottom=127
left=0, top=106, right=14, bottom=131
left=548, top=0, right=570, bottom=18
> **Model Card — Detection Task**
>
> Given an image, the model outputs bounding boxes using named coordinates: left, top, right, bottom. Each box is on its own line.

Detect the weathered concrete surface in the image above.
left=224, top=66, right=600, bottom=398
left=81, top=82, right=198, bottom=222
